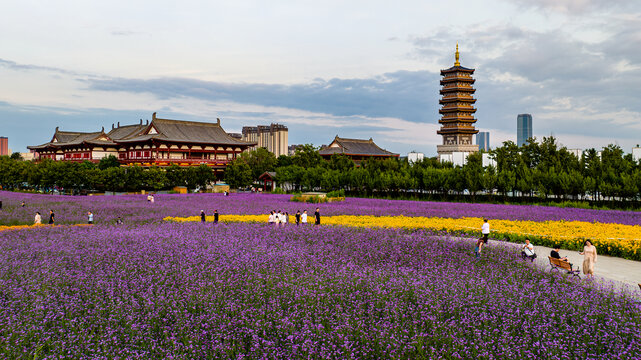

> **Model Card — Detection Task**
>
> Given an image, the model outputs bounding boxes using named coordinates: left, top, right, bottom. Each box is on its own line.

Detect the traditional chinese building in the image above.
left=319, top=135, right=399, bottom=164
left=436, top=44, right=479, bottom=162
left=28, top=113, right=256, bottom=173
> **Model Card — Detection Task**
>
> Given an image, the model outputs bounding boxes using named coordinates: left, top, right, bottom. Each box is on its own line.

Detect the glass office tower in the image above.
left=476, top=132, right=490, bottom=152
left=517, top=114, right=532, bottom=147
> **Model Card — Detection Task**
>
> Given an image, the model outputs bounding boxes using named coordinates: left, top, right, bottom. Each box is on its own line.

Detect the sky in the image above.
left=1, top=0, right=640, bottom=156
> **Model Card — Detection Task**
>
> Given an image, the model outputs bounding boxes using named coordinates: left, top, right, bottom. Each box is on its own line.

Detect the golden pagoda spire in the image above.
left=455, top=42, right=460, bottom=66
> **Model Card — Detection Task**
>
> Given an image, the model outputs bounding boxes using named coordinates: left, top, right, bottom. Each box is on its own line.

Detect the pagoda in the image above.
left=436, top=44, right=479, bottom=161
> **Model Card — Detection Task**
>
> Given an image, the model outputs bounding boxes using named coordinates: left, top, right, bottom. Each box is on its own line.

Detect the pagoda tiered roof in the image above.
left=436, top=44, right=479, bottom=137
left=440, top=65, right=475, bottom=75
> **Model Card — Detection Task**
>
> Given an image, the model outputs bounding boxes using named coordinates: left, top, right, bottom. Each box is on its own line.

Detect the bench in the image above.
left=548, top=256, right=581, bottom=278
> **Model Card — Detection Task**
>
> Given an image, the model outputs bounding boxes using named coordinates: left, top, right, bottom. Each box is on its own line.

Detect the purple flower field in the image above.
left=1, top=222, right=639, bottom=358
left=2, top=191, right=641, bottom=226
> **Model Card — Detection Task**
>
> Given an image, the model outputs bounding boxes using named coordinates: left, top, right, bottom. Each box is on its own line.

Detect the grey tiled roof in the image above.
left=122, top=117, right=254, bottom=146
left=107, top=124, right=147, bottom=140
left=28, top=130, right=114, bottom=149
left=319, top=136, right=398, bottom=157
left=29, top=115, right=257, bottom=151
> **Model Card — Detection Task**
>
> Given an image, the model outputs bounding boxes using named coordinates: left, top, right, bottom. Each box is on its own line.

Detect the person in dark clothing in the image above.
left=214, top=210, right=219, bottom=224
left=21, top=201, right=25, bottom=207
left=314, top=208, right=320, bottom=225
left=295, top=210, right=301, bottom=226
left=48, top=210, right=55, bottom=225
left=200, top=210, right=206, bottom=223
left=550, top=246, right=573, bottom=269
left=550, top=246, right=569, bottom=262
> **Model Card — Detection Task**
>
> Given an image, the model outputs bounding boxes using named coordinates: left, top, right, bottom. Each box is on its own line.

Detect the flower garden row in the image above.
left=2, top=191, right=641, bottom=226
left=1, top=222, right=639, bottom=358
left=167, top=214, right=641, bottom=261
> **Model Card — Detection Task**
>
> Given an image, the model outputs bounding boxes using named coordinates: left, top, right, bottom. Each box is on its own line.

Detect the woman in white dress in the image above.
left=579, top=240, right=598, bottom=279
left=34, top=212, right=42, bottom=225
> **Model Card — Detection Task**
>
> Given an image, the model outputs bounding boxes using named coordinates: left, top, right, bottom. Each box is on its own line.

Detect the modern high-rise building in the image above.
left=242, top=123, right=288, bottom=157
left=0, top=137, right=8, bottom=156
left=632, top=146, right=641, bottom=162
left=476, top=132, right=490, bottom=152
left=436, top=44, right=479, bottom=161
left=517, top=114, right=532, bottom=147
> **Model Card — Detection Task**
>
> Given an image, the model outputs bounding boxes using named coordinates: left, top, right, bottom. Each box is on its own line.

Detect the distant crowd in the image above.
left=267, top=208, right=321, bottom=226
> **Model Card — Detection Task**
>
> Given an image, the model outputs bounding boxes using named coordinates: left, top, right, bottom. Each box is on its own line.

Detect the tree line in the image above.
left=2, top=137, right=640, bottom=207
left=0, top=155, right=215, bottom=193
left=225, top=137, right=641, bottom=206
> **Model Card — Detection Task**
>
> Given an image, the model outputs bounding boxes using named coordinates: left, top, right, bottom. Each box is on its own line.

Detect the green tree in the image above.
left=224, top=159, right=252, bottom=189
left=328, top=154, right=354, bottom=172
left=10, top=152, right=23, bottom=161
left=124, top=166, right=144, bottom=191
left=241, top=147, right=277, bottom=181
left=103, top=167, right=126, bottom=192
left=292, top=144, right=323, bottom=169
left=143, top=166, right=168, bottom=191
left=98, top=155, right=121, bottom=170
left=463, top=152, right=483, bottom=198
left=165, top=164, right=185, bottom=188
left=185, top=165, right=215, bottom=190
left=482, top=165, right=497, bottom=198
left=276, top=155, right=293, bottom=168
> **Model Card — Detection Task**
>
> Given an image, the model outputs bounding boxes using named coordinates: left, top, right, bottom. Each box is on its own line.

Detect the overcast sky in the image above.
left=1, top=0, right=640, bottom=155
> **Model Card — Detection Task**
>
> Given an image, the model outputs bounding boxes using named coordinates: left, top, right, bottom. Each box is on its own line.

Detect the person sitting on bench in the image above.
left=521, top=238, right=537, bottom=262
left=550, top=245, right=573, bottom=271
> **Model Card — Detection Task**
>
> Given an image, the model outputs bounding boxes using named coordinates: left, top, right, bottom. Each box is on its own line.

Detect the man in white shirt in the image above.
left=521, top=238, right=537, bottom=262
left=481, top=219, right=490, bottom=244
left=301, top=210, right=308, bottom=225
left=279, top=211, right=286, bottom=226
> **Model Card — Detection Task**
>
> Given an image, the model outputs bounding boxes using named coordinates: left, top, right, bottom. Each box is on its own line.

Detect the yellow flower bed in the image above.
left=164, top=215, right=641, bottom=260
left=0, top=224, right=93, bottom=233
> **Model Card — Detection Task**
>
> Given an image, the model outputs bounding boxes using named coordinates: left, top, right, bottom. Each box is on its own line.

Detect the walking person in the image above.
left=285, top=212, right=290, bottom=225
left=579, top=240, right=598, bottom=279
left=474, top=237, right=484, bottom=258
left=301, top=210, right=308, bottom=225
left=268, top=211, right=275, bottom=224
left=48, top=210, right=55, bottom=225
left=34, top=212, right=42, bottom=225
left=87, top=211, right=94, bottom=224
left=200, top=210, right=206, bottom=223
left=295, top=210, right=301, bottom=226
left=21, top=201, right=25, bottom=207
left=314, top=207, right=321, bottom=226
left=481, top=218, right=490, bottom=244
left=214, top=210, right=219, bottom=224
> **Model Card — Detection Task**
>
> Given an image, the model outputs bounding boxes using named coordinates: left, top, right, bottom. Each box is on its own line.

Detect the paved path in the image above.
left=462, top=237, right=641, bottom=296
